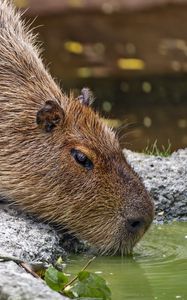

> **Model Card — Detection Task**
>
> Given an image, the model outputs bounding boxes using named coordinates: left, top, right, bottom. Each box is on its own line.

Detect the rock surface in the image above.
left=0, top=261, right=68, bottom=300
left=124, top=148, right=187, bottom=222
left=0, top=148, right=186, bottom=300
left=0, top=208, right=65, bottom=262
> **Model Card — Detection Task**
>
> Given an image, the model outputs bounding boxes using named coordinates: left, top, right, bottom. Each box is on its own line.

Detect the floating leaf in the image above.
left=69, top=271, right=111, bottom=300
left=44, top=266, right=68, bottom=292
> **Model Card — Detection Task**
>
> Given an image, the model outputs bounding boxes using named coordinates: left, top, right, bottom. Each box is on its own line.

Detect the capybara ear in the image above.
left=36, top=100, right=65, bottom=132
left=77, top=87, right=94, bottom=106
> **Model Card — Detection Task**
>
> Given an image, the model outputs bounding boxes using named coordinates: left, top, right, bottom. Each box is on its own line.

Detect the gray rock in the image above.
left=0, top=208, right=72, bottom=299
left=0, top=208, right=66, bottom=262
left=0, top=261, right=68, bottom=300
left=124, top=148, right=187, bottom=222
left=0, top=207, right=89, bottom=300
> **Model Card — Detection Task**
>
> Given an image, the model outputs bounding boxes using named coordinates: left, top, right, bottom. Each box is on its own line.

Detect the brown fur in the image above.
left=0, top=0, right=154, bottom=255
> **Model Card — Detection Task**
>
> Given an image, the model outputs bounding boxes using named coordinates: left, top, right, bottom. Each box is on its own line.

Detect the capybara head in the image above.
left=0, top=1, right=154, bottom=255
left=33, top=89, right=155, bottom=255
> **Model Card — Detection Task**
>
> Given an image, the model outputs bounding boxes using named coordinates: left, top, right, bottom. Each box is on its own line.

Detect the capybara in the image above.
left=0, top=0, right=154, bottom=255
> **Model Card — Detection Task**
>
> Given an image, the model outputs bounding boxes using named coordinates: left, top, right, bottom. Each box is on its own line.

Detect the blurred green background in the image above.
left=15, top=0, right=187, bottom=151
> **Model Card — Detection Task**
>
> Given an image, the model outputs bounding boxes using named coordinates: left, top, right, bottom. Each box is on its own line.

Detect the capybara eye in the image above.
left=71, top=149, right=93, bottom=170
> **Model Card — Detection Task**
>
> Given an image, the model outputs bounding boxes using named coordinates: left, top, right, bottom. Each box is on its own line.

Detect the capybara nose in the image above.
left=127, top=217, right=145, bottom=234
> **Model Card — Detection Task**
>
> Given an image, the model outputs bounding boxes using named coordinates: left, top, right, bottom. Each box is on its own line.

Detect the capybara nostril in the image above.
left=127, top=217, right=145, bottom=234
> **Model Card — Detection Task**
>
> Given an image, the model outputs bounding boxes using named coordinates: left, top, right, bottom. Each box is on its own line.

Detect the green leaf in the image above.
left=44, top=266, right=69, bottom=291
left=69, top=271, right=111, bottom=300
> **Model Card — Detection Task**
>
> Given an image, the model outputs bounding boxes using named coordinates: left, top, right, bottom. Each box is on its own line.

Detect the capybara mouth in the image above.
left=92, top=201, right=154, bottom=256
left=84, top=219, right=153, bottom=256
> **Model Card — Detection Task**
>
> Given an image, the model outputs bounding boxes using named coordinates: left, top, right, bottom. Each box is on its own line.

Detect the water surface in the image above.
left=67, top=223, right=187, bottom=300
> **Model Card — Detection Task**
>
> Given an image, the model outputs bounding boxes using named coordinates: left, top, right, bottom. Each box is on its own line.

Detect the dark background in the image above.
left=16, top=0, right=187, bottom=151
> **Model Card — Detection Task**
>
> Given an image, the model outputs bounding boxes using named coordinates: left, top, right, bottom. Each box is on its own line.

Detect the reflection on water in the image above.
left=67, top=223, right=187, bottom=300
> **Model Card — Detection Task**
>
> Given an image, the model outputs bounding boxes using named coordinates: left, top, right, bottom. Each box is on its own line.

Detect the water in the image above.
left=67, top=223, right=187, bottom=300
